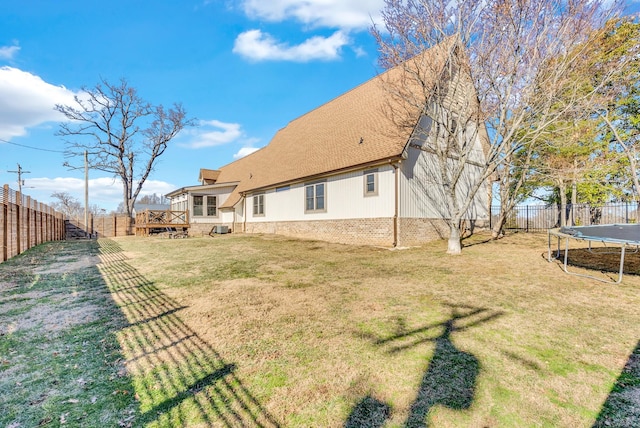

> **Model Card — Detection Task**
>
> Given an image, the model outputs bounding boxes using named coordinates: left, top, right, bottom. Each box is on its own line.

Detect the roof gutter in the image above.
left=242, top=156, right=405, bottom=194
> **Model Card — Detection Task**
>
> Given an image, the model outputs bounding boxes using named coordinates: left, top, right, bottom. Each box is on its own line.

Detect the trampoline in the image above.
left=548, top=224, right=640, bottom=283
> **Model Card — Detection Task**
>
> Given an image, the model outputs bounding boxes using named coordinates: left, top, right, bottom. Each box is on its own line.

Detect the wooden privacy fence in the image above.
left=492, top=202, right=640, bottom=233
left=1, top=184, right=65, bottom=262
left=66, top=215, right=134, bottom=238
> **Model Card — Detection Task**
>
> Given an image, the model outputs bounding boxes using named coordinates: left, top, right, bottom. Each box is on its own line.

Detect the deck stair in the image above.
left=65, top=221, right=89, bottom=239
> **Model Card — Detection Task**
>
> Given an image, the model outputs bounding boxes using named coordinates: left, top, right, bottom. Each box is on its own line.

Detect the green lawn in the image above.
left=1, top=233, right=639, bottom=427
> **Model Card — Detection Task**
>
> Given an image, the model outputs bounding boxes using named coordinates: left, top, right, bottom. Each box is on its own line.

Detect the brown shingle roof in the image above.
left=198, top=168, right=221, bottom=184
left=215, top=38, right=456, bottom=208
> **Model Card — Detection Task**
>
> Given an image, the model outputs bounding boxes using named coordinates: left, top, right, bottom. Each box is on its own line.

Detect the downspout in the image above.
left=392, top=162, right=400, bottom=247
left=242, top=194, right=247, bottom=233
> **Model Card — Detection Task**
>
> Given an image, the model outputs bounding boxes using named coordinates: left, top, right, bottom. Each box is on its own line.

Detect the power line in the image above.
left=0, top=137, right=65, bottom=153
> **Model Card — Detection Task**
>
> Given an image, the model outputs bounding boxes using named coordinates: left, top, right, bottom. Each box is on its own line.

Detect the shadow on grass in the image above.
left=344, top=396, right=391, bottom=428
left=549, top=248, right=640, bottom=279
left=460, top=235, right=493, bottom=248
left=96, top=239, right=280, bottom=427
left=593, top=340, right=640, bottom=427
left=0, top=240, right=140, bottom=427
left=347, top=304, right=502, bottom=427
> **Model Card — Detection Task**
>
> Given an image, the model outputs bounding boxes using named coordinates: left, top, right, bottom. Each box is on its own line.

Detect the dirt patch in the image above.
left=1, top=275, right=103, bottom=336
left=1, top=297, right=101, bottom=335
left=33, top=255, right=101, bottom=275
left=0, top=290, right=52, bottom=304
left=0, top=282, right=20, bottom=291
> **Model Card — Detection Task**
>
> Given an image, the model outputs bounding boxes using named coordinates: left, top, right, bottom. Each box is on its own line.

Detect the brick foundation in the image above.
left=396, top=218, right=489, bottom=247
left=245, top=218, right=395, bottom=246
left=396, top=218, right=449, bottom=247
left=187, top=217, right=488, bottom=247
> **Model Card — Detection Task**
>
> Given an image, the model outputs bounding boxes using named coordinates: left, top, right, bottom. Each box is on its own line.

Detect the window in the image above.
left=193, top=196, right=203, bottom=216
left=206, top=196, right=217, bottom=216
left=253, top=194, right=264, bottom=216
left=193, top=195, right=217, bottom=216
left=364, top=169, right=378, bottom=196
left=305, top=181, right=326, bottom=213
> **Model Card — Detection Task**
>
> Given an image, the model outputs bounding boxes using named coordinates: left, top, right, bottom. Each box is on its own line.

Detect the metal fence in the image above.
left=492, top=202, right=640, bottom=233
left=1, top=184, right=65, bottom=262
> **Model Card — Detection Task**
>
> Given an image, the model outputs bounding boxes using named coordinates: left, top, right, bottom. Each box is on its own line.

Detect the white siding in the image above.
left=169, top=193, right=188, bottom=212
left=219, top=209, right=235, bottom=224
left=246, top=165, right=396, bottom=223
left=189, top=186, right=236, bottom=224
left=234, top=202, right=244, bottom=224
left=399, top=116, right=489, bottom=220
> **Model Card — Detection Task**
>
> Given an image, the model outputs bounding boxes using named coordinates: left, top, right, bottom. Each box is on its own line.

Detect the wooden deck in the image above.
left=135, top=209, right=189, bottom=237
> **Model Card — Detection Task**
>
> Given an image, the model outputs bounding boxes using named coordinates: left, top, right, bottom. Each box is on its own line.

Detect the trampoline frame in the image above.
left=547, top=224, right=640, bottom=284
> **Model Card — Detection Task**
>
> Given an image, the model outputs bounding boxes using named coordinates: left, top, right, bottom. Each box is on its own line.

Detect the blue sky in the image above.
left=1, top=0, right=639, bottom=211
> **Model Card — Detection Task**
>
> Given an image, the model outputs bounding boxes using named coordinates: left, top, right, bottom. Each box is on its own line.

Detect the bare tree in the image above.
left=50, top=191, right=103, bottom=218
left=55, top=78, right=194, bottom=218
left=50, top=191, right=82, bottom=218
left=372, top=0, right=619, bottom=253
left=137, top=193, right=169, bottom=205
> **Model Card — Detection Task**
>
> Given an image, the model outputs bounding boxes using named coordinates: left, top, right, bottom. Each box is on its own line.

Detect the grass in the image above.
left=0, top=240, right=137, bottom=427
left=1, top=232, right=640, bottom=426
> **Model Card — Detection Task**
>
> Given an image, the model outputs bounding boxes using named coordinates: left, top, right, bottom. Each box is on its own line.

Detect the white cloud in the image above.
left=233, top=29, right=349, bottom=62
left=241, top=0, right=384, bottom=30
left=181, top=119, right=262, bottom=149
left=233, top=147, right=260, bottom=159
left=0, top=66, right=77, bottom=140
left=26, top=176, right=176, bottom=211
left=0, top=45, right=20, bottom=60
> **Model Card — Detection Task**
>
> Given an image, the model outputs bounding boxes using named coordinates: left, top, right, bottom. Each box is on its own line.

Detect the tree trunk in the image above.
left=559, top=182, right=567, bottom=227
left=122, top=181, right=132, bottom=219
left=447, top=221, right=462, bottom=255
left=491, top=212, right=505, bottom=239
left=491, top=181, right=519, bottom=239
left=569, top=179, right=577, bottom=227
left=490, top=173, right=515, bottom=239
left=628, top=152, right=640, bottom=200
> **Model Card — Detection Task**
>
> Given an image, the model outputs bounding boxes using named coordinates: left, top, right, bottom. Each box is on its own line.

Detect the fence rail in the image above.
left=492, top=202, right=640, bottom=233
left=1, top=184, right=65, bottom=262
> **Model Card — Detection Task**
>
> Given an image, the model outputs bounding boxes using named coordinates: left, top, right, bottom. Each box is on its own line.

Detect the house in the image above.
left=166, top=38, right=490, bottom=247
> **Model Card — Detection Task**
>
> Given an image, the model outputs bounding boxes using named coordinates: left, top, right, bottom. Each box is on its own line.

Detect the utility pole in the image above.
left=84, top=150, right=89, bottom=238
left=8, top=163, right=31, bottom=197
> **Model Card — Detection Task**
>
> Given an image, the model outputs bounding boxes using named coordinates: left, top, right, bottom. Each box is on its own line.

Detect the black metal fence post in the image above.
left=626, top=202, right=629, bottom=224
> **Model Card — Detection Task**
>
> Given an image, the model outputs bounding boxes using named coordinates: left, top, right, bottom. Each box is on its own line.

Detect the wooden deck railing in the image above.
left=135, top=209, right=189, bottom=236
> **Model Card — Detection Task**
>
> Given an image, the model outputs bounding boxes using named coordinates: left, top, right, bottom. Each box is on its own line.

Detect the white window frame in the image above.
left=253, top=193, right=265, bottom=216
left=363, top=169, right=378, bottom=197
left=193, top=195, right=218, bottom=217
left=305, top=181, right=326, bottom=213
left=193, top=195, right=203, bottom=216
left=206, top=195, right=218, bottom=217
